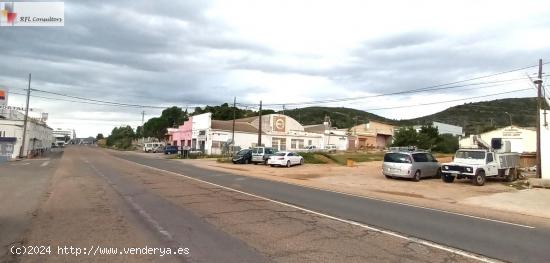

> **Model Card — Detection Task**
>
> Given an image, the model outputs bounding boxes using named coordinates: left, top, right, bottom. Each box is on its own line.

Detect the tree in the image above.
left=143, top=117, right=169, bottom=139
left=106, top=125, right=135, bottom=150
left=434, top=134, right=459, bottom=153
left=160, top=106, right=188, bottom=128
left=417, top=125, right=441, bottom=150
left=391, top=127, right=419, bottom=147
left=96, top=133, right=104, bottom=140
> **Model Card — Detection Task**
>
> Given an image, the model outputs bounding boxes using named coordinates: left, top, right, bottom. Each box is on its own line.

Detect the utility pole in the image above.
left=258, top=100, right=262, bottom=146
left=535, top=59, right=543, bottom=178
left=19, top=73, right=31, bottom=158
left=232, top=97, right=236, bottom=146
left=282, top=104, right=285, bottom=115
left=141, top=110, right=145, bottom=125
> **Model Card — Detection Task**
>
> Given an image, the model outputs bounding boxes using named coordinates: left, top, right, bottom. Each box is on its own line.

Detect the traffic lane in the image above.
left=96, top=148, right=474, bottom=263
left=0, top=152, right=62, bottom=262
left=113, top=151, right=550, bottom=263
left=21, top=148, right=178, bottom=263
left=84, top=149, right=270, bottom=263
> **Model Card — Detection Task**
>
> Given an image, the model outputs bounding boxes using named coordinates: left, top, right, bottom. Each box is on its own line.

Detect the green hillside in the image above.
left=282, top=106, right=398, bottom=128
left=280, top=97, right=548, bottom=135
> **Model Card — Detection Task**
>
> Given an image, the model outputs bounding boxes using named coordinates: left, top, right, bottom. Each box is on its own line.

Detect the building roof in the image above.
left=303, top=124, right=326, bottom=134
left=211, top=120, right=266, bottom=134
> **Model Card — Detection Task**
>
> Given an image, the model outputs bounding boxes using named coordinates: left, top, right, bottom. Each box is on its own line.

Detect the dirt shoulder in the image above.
left=173, top=157, right=550, bottom=227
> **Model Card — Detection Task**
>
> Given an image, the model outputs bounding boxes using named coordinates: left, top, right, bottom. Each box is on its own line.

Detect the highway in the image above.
left=4, top=146, right=549, bottom=262
left=113, top=149, right=550, bottom=263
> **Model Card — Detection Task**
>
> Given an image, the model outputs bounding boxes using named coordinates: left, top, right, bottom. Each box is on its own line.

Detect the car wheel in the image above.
left=385, top=174, right=392, bottom=179
left=442, top=173, right=455, bottom=183
left=270, top=164, right=275, bottom=167
left=286, top=160, right=291, bottom=168
left=300, top=158, right=304, bottom=165
left=253, top=162, right=258, bottom=165
left=472, top=170, right=486, bottom=186
left=435, top=168, right=442, bottom=179
left=413, top=170, right=421, bottom=182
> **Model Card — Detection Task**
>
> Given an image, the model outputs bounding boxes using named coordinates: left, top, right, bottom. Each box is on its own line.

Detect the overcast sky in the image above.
left=2, top=0, right=550, bottom=137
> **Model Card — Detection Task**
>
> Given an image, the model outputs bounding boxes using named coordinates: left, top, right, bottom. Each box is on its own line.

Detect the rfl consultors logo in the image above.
left=0, top=2, right=16, bottom=25
left=1, top=2, right=64, bottom=26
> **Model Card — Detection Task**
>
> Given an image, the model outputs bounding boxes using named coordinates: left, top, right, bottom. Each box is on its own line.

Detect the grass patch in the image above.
left=297, top=152, right=329, bottom=164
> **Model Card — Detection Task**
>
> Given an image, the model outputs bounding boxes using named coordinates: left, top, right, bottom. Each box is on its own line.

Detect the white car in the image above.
left=268, top=151, right=304, bottom=167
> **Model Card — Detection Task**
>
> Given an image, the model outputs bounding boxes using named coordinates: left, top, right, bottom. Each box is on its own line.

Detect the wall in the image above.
left=433, top=121, right=463, bottom=136
left=459, top=126, right=536, bottom=153
left=542, top=111, right=549, bottom=179
left=0, top=119, right=53, bottom=159
left=171, top=117, right=193, bottom=147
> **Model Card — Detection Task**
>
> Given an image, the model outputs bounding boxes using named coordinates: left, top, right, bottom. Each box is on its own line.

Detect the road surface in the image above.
left=3, top=146, right=548, bottom=262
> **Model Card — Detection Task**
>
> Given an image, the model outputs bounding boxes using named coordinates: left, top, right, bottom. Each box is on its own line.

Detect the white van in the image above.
left=143, top=142, right=165, bottom=153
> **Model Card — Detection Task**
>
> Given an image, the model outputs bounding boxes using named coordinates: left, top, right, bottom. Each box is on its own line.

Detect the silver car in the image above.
left=382, top=150, right=441, bottom=181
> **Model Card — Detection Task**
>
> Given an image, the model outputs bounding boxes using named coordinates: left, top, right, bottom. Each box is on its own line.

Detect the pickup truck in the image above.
left=441, top=138, right=520, bottom=186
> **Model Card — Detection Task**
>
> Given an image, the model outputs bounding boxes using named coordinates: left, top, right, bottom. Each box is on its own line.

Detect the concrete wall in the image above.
left=542, top=111, right=549, bottom=179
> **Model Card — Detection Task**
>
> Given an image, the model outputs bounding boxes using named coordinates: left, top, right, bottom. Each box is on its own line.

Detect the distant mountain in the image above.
left=280, top=97, right=548, bottom=135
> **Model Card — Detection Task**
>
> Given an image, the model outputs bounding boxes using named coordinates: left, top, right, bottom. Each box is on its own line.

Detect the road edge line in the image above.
left=120, top=157, right=503, bottom=263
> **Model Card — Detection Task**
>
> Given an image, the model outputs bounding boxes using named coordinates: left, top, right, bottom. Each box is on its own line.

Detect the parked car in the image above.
left=268, top=151, right=304, bottom=167
left=164, top=145, right=179, bottom=155
left=324, top=144, right=337, bottom=153
left=251, top=147, right=277, bottom=164
left=143, top=142, right=165, bottom=153
left=232, top=149, right=252, bottom=164
left=382, top=150, right=441, bottom=181
left=304, top=145, right=320, bottom=152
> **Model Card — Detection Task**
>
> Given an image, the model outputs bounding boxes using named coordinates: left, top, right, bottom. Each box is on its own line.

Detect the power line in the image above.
left=237, top=62, right=548, bottom=107
left=362, top=88, right=532, bottom=111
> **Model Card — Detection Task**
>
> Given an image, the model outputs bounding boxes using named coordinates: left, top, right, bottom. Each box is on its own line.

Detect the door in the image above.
left=426, top=153, right=439, bottom=176
left=485, top=153, right=497, bottom=176
left=412, top=153, right=428, bottom=178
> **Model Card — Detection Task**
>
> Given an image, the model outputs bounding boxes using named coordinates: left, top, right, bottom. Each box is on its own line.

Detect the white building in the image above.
left=190, top=113, right=324, bottom=154
left=0, top=109, right=53, bottom=161
left=303, top=124, right=349, bottom=150
left=459, top=126, right=536, bottom=153
left=541, top=111, right=549, bottom=179
left=415, top=121, right=463, bottom=136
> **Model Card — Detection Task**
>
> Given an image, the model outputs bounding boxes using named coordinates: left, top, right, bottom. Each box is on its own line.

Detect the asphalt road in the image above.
left=112, top=150, right=550, bottom=263
left=0, top=151, right=63, bottom=262
left=12, top=146, right=474, bottom=262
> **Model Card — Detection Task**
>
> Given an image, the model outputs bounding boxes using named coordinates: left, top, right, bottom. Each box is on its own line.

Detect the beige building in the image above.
left=349, top=121, right=396, bottom=150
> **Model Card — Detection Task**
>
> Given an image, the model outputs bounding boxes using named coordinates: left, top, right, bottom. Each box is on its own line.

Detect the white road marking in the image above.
left=292, top=185, right=535, bottom=229
left=40, top=161, right=50, bottom=167
left=234, top=177, right=247, bottom=181
left=121, top=158, right=505, bottom=263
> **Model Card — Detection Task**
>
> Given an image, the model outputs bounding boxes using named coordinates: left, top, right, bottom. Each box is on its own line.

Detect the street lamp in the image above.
left=504, top=112, right=513, bottom=127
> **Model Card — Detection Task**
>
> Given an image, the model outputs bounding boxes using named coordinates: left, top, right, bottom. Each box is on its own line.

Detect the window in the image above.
left=426, top=154, right=436, bottom=162
left=291, top=139, right=304, bottom=149
left=308, top=140, right=312, bottom=146
left=272, top=137, right=286, bottom=151
left=412, top=153, right=428, bottom=162
left=384, top=153, right=411, bottom=163
left=487, top=153, right=494, bottom=163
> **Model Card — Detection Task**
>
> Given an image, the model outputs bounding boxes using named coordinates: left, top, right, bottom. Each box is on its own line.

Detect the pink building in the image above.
left=168, top=117, right=193, bottom=148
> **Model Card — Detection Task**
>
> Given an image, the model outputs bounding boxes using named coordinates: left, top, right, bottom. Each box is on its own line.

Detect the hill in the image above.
left=282, top=106, right=398, bottom=129
left=280, top=97, right=547, bottom=135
